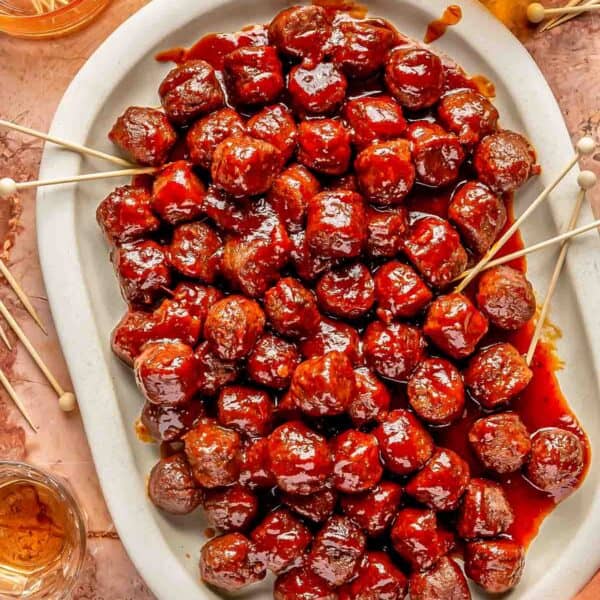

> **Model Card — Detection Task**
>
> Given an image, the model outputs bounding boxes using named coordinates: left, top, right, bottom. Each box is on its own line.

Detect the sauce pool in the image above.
left=424, top=5, right=463, bottom=43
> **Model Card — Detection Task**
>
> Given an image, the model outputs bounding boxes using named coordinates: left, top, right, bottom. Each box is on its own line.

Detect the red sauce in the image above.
left=424, top=5, right=463, bottom=43
left=471, top=74, right=497, bottom=98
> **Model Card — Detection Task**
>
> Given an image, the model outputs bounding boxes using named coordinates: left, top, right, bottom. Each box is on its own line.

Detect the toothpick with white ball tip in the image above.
left=527, top=1, right=600, bottom=23
left=525, top=169, right=598, bottom=365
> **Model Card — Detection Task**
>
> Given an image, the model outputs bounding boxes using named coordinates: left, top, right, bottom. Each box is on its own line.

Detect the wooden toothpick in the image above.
left=0, top=367, right=36, bottom=432
left=540, top=0, right=599, bottom=32
left=528, top=1, right=600, bottom=23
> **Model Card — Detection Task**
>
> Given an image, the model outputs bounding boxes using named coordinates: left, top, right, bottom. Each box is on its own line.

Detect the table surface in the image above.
left=0, top=0, right=599, bottom=597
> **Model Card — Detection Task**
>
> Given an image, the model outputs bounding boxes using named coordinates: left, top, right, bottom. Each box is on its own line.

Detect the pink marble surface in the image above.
left=0, top=1, right=598, bottom=597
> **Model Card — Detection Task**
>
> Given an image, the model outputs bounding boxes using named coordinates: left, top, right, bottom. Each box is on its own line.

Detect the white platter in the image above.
left=36, top=0, right=600, bottom=598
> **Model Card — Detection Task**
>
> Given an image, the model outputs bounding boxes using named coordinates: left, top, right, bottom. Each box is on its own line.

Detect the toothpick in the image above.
left=0, top=366, right=36, bottom=432
left=528, top=1, right=600, bottom=23
left=540, top=0, right=597, bottom=32
left=0, top=323, right=11, bottom=351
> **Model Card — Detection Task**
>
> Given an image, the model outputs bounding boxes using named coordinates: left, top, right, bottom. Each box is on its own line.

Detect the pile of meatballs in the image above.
left=97, top=4, right=587, bottom=599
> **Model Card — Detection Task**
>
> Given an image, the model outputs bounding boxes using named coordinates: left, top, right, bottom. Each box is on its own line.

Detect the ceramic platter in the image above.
left=36, top=0, right=600, bottom=598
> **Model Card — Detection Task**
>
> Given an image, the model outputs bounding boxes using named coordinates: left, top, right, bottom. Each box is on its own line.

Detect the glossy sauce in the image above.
left=424, top=5, right=462, bottom=44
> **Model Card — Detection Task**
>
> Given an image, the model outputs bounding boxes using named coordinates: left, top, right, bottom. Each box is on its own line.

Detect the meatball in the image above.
left=331, top=430, right=383, bottom=494
left=108, top=106, right=176, bottom=166
left=297, top=119, right=352, bottom=175
left=187, top=107, right=246, bottom=169
left=267, top=164, right=320, bottom=233
left=409, top=556, right=471, bottom=600
left=344, top=95, right=407, bottom=149
left=474, top=130, right=540, bottom=194
left=438, top=88, right=499, bottom=145
left=390, top=508, right=454, bottom=571
left=526, top=427, right=585, bottom=496
left=288, top=63, right=348, bottom=116
left=203, top=485, right=258, bottom=533
left=403, top=216, right=468, bottom=288
left=448, top=180, right=507, bottom=255
left=217, top=385, right=274, bottom=437
left=170, top=282, right=223, bottom=330
left=363, top=321, right=425, bottom=382
left=407, top=357, right=465, bottom=426
left=374, top=261, right=433, bottom=322
left=424, top=293, right=489, bottom=360
left=141, top=400, right=204, bottom=443
left=211, top=135, right=283, bottom=197
left=112, top=240, right=171, bottom=307
left=194, top=341, right=240, bottom=396
left=405, top=448, right=470, bottom=511
left=158, top=60, right=224, bottom=124
left=385, top=46, right=444, bottom=110
left=184, top=420, right=241, bottom=488
left=373, top=409, right=434, bottom=475
left=349, top=367, right=391, bottom=427
left=290, top=351, right=356, bottom=417
left=274, top=566, right=337, bottom=600
left=282, top=484, right=338, bottom=524
left=290, top=229, right=336, bottom=281
left=134, top=341, right=197, bottom=406
left=340, top=480, right=403, bottom=537
left=251, top=508, right=312, bottom=573
left=199, top=533, right=266, bottom=592
left=247, top=103, right=298, bottom=163
left=264, top=277, right=320, bottom=338
left=476, top=265, right=535, bottom=331
left=308, top=515, right=366, bottom=587
left=366, top=206, right=408, bottom=259
left=167, top=221, right=222, bottom=282
left=457, top=478, right=514, bottom=540
left=147, top=453, right=202, bottom=515
left=267, top=421, right=332, bottom=495
left=468, top=412, right=532, bottom=475
left=405, top=121, right=465, bottom=187
left=96, top=184, right=159, bottom=245
left=464, top=343, right=532, bottom=408
left=316, top=263, right=375, bottom=319
left=223, top=45, right=284, bottom=106
left=204, top=295, right=265, bottom=360
left=238, top=437, right=276, bottom=490
left=465, top=540, right=525, bottom=594
left=306, top=190, right=367, bottom=259
left=247, top=334, right=301, bottom=390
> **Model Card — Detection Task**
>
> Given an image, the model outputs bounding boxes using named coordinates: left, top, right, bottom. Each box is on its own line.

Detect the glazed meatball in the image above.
left=366, top=206, right=408, bottom=259
left=424, top=293, right=489, bottom=360
left=374, top=261, right=433, bottom=322
left=194, top=341, right=240, bottom=396
left=267, top=164, right=320, bottom=232
left=474, top=130, right=540, bottom=194
left=199, top=533, right=266, bottom=592
left=405, top=448, right=470, bottom=511
left=344, top=95, right=407, bottom=149
left=168, top=222, right=222, bottom=282
left=297, top=119, right=352, bottom=175
left=141, top=400, right=204, bottom=443
left=406, top=121, right=465, bottom=187
left=385, top=46, right=444, bottom=110
left=476, top=265, right=535, bottom=331
left=288, top=63, right=347, bottom=117
left=339, top=551, right=407, bottom=600
left=187, top=107, right=246, bottom=169
left=526, top=428, right=585, bottom=496
left=308, top=515, right=366, bottom=587
left=407, top=358, right=465, bottom=426
left=349, top=367, right=391, bottom=427
left=409, top=556, right=471, bottom=600
left=373, top=409, right=434, bottom=475
left=134, top=341, right=197, bottom=406
left=147, top=453, right=202, bottom=515
left=96, top=184, right=159, bottom=245
left=203, top=485, right=258, bottom=533
left=184, top=420, right=241, bottom=488
left=316, top=263, right=375, bottom=319
left=204, top=295, right=265, bottom=360
left=290, top=351, right=356, bottom=417
left=363, top=321, right=425, bottom=382
left=469, top=412, right=532, bottom=474
left=267, top=421, right=332, bottom=495
left=238, top=437, right=276, bottom=490
left=247, top=103, right=298, bottom=163
left=465, top=540, right=525, bottom=594
left=448, top=180, right=507, bottom=255
left=457, top=478, right=514, bottom=540
left=274, top=566, right=337, bottom=600
left=247, top=335, right=301, bottom=390
left=112, top=240, right=171, bottom=307
left=217, top=385, right=274, bottom=437
left=340, top=480, right=403, bottom=537
left=251, top=508, right=312, bottom=573
left=264, top=277, right=320, bottom=338
left=390, top=508, right=454, bottom=571
left=464, top=343, right=532, bottom=408
left=290, top=229, right=336, bottom=281
left=223, top=45, right=284, bottom=106
left=108, top=106, right=176, bottom=166
left=170, top=282, right=223, bottom=329
left=403, top=216, right=468, bottom=288
left=438, top=88, right=499, bottom=145
left=282, top=484, right=338, bottom=523
left=211, top=135, right=283, bottom=197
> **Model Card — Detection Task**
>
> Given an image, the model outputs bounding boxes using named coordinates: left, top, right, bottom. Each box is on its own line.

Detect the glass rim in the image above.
left=0, top=0, right=92, bottom=21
